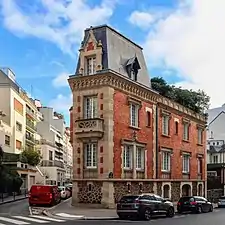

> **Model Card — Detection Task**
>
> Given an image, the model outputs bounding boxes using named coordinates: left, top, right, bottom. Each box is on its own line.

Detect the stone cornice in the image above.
left=68, top=70, right=206, bottom=123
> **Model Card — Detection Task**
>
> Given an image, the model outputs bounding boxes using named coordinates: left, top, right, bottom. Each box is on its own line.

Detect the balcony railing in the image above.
left=41, top=160, right=64, bottom=169
left=26, top=108, right=35, bottom=118
left=26, top=120, right=36, bottom=131
left=25, top=135, right=35, bottom=143
left=75, top=118, right=104, bottom=139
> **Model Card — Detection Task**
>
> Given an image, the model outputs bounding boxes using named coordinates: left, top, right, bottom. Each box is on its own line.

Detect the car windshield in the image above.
left=58, top=187, right=65, bottom=191
left=120, top=196, right=139, bottom=203
left=179, top=197, right=193, bottom=202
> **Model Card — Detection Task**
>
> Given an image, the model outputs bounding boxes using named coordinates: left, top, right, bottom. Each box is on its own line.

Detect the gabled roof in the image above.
left=208, top=111, right=225, bottom=126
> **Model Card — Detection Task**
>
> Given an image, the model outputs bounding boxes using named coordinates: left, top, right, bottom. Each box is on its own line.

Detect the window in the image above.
left=16, top=121, right=22, bottom=132
left=123, top=145, right=133, bottom=169
left=86, top=57, right=96, bottom=75
left=146, top=111, right=151, bottom=127
left=197, top=158, right=202, bottom=174
left=130, top=103, right=139, bottom=127
left=213, top=155, right=218, bottom=163
left=175, top=121, right=179, bottom=134
left=183, top=123, right=189, bottom=140
left=162, top=115, right=169, bottom=135
left=136, top=147, right=145, bottom=170
left=182, top=154, right=190, bottom=173
left=198, top=128, right=203, bottom=144
left=84, top=143, right=97, bottom=168
left=16, top=140, right=22, bottom=150
left=5, top=135, right=10, bottom=146
left=162, top=151, right=171, bottom=172
left=84, top=96, right=97, bottom=119
left=49, top=151, right=53, bottom=161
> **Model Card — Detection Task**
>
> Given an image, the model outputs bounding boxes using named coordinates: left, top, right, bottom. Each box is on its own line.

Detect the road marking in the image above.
left=56, top=213, right=84, bottom=218
left=30, top=216, right=65, bottom=222
left=0, top=216, right=29, bottom=225
left=13, top=216, right=50, bottom=223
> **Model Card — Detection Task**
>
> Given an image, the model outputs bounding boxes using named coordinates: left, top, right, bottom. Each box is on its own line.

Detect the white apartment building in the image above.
left=0, top=68, right=41, bottom=190
left=206, top=104, right=225, bottom=165
left=36, top=104, right=72, bottom=186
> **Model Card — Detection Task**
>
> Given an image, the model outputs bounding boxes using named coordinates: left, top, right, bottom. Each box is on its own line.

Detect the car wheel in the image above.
left=197, top=206, right=203, bottom=213
left=166, top=207, right=175, bottom=217
left=209, top=205, right=213, bottom=212
left=118, top=214, right=128, bottom=220
left=144, top=208, right=152, bottom=221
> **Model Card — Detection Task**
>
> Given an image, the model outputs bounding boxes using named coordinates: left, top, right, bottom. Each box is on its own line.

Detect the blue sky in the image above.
left=0, top=0, right=223, bottom=124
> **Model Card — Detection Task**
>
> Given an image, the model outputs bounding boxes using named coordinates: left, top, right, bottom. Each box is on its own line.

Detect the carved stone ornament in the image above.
left=68, top=71, right=206, bottom=123
left=78, top=120, right=97, bottom=129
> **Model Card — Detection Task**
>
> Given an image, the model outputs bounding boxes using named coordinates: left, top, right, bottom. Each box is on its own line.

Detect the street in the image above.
left=0, top=201, right=224, bottom=225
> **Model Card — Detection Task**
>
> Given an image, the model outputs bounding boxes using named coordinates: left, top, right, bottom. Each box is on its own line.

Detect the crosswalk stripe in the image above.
left=12, top=216, right=49, bottom=223
left=0, top=216, right=29, bottom=225
left=30, top=216, right=65, bottom=222
left=0, top=223, right=5, bottom=225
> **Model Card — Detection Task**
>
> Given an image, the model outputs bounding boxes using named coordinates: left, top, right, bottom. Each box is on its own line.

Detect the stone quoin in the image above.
left=68, top=25, right=206, bottom=208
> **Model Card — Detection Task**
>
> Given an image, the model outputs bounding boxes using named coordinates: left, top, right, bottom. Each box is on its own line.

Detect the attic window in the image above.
left=126, top=56, right=140, bottom=81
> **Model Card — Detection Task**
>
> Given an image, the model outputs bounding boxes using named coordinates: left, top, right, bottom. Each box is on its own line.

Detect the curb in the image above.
left=82, top=217, right=119, bottom=220
left=0, top=197, right=28, bottom=205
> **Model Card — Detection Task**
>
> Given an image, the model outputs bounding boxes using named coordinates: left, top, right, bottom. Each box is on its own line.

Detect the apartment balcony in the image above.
left=26, top=120, right=37, bottom=132
left=26, top=108, right=35, bottom=119
left=55, top=146, right=63, bottom=154
left=41, top=160, right=64, bottom=169
left=75, top=118, right=104, bottom=139
left=25, top=135, right=35, bottom=144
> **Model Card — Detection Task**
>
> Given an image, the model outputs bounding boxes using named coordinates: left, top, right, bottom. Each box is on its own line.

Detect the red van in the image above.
left=29, top=185, right=61, bottom=206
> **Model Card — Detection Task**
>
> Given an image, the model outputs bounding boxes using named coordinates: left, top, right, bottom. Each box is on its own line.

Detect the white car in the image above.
left=58, top=186, right=68, bottom=199
left=218, top=196, right=225, bottom=208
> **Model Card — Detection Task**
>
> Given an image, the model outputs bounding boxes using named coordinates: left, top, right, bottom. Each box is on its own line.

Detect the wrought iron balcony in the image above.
left=75, top=118, right=104, bottom=139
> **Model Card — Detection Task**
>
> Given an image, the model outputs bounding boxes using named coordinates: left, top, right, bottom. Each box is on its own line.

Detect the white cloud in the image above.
left=52, top=72, right=69, bottom=88
left=49, top=94, right=72, bottom=113
left=129, top=11, right=155, bottom=29
left=0, top=0, right=117, bottom=55
left=132, top=0, right=225, bottom=108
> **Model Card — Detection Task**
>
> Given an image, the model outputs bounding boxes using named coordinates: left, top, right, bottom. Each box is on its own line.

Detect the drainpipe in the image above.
left=155, top=104, right=159, bottom=179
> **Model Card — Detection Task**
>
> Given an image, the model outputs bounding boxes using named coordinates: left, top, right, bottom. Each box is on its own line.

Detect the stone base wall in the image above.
left=72, top=180, right=205, bottom=208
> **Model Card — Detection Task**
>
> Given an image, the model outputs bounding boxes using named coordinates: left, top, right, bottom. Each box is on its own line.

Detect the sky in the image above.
left=0, top=0, right=224, bottom=124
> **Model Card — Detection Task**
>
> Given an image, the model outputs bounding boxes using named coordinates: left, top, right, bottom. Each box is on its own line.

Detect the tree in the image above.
left=21, top=149, right=42, bottom=166
left=151, top=77, right=210, bottom=114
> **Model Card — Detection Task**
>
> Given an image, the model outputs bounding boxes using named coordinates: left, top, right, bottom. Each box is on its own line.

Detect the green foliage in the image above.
left=151, top=77, right=210, bottom=114
left=21, top=148, right=42, bottom=166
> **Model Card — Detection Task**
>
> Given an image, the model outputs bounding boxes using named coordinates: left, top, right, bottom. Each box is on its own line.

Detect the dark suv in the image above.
left=116, top=193, right=174, bottom=220
left=177, top=196, right=213, bottom=214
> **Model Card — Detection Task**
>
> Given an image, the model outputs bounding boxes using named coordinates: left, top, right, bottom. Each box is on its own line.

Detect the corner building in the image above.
left=68, top=25, right=206, bottom=208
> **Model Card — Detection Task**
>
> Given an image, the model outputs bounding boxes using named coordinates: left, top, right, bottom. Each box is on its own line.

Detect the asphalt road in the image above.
left=0, top=198, right=30, bottom=215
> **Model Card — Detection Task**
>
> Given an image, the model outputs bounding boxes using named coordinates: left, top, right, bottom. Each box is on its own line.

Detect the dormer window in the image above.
left=125, top=56, right=141, bottom=81
left=86, top=57, right=96, bottom=75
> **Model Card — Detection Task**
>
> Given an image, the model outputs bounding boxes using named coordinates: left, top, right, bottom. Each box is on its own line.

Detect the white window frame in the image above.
left=197, top=158, right=202, bottom=174
left=84, top=143, right=97, bottom=168
left=84, top=96, right=97, bottom=119
left=130, top=103, right=139, bottom=127
left=213, top=155, right=218, bottom=163
left=162, top=115, right=169, bottom=135
left=182, top=154, right=190, bottom=173
left=198, top=128, right=203, bottom=144
left=86, top=57, right=96, bottom=75
left=162, top=151, right=171, bottom=172
left=183, top=123, right=189, bottom=140
left=123, top=145, right=133, bottom=169
left=136, top=147, right=145, bottom=170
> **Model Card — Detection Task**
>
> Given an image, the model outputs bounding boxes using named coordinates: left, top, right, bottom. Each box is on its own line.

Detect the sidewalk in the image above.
left=49, top=199, right=218, bottom=220
left=0, top=194, right=28, bottom=205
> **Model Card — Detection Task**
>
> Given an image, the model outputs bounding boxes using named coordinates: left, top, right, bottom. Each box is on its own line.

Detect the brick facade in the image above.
left=68, top=25, right=207, bottom=208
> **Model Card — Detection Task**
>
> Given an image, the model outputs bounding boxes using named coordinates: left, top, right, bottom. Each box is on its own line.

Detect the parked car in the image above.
left=218, top=196, right=225, bottom=208
left=177, top=196, right=213, bottom=213
left=116, top=193, right=175, bottom=221
left=29, top=185, right=61, bottom=206
left=58, top=186, right=70, bottom=199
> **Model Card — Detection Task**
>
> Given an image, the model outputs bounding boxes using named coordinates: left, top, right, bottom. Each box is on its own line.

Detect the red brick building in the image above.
left=68, top=25, right=206, bottom=208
